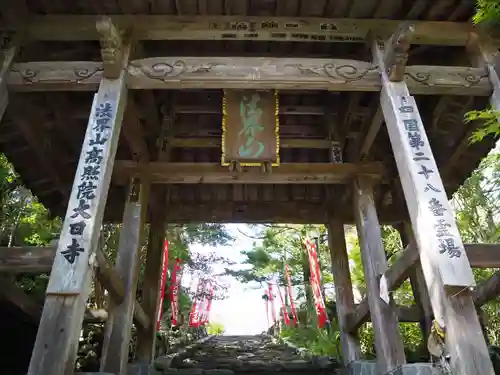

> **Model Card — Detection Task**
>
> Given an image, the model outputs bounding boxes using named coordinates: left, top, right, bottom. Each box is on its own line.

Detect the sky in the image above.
left=184, top=224, right=270, bottom=335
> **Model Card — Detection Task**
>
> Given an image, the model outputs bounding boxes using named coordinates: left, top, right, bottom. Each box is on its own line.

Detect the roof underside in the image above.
left=0, top=0, right=497, bottom=223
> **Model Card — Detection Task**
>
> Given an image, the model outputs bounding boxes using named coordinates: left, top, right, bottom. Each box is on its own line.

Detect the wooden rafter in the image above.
left=7, top=58, right=491, bottom=96
left=7, top=95, right=70, bottom=199
left=23, top=16, right=484, bottom=46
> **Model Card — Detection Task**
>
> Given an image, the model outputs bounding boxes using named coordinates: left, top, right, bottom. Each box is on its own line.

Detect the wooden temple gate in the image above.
left=0, top=1, right=500, bottom=375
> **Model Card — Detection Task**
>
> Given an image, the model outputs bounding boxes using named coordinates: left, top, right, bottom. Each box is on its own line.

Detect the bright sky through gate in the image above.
left=184, top=224, right=269, bottom=335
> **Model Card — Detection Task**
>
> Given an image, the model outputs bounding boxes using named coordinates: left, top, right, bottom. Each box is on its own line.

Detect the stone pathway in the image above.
left=153, top=334, right=340, bottom=375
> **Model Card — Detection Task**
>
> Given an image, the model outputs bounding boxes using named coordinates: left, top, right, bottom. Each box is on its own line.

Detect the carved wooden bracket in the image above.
left=381, top=22, right=415, bottom=82
left=96, top=16, right=125, bottom=79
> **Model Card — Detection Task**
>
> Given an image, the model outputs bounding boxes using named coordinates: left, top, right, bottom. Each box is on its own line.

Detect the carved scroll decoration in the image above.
left=404, top=66, right=489, bottom=88
left=5, top=58, right=492, bottom=95
left=9, top=62, right=103, bottom=87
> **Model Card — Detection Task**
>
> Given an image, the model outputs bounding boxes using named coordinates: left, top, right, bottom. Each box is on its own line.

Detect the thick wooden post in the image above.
left=396, top=222, right=433, bottom=341
left=0, top=47, right=16, bottom=121
left=100, top=180, right=149, bottom=374
left=135, top=102, right=172, bottom=362
left=375, top=25, right=493, bottom=375
left=27, top=69, right=127, bottom=375
left=352, top=176, right=406, bottom=374
left=135, top=187, right=167, bottom=362
left=326, top=218, right=360, bottom=365
left=27, top=16, right=129, bottom=375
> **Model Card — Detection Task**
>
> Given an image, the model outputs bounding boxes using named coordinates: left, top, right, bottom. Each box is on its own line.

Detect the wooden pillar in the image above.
left=375, top=24, right=493, bottom=375
left=0, top=47, right=16, bottom=121
left=135, top=187, right=167, bottom=362
left=27, top=17, right=130, bottom=375
left=100, top=179, right=149, bottom=374
left=27, top=61, right=128, bottom=375
left=326, top=218, right=360, bottom=365
left=135, top=97, right=173, bottom=362
left=352, top=176, right=406, bottom=374
left=396, top=222, right=433, bottom=342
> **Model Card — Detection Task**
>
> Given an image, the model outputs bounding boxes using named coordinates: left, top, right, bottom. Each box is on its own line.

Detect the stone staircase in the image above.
left=152, top=334, right=340, bottom=375
left=77, top=335, right=440, bottom=375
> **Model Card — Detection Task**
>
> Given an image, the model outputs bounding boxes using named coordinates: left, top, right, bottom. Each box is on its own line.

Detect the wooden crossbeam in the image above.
left=23, top=16, right=481, bottom=46
left=112, top=161, right=386, bottom=185
left=0, top=245, right=149, bottom=329
left=7, top=58, right=491, bottom=96
left=174, top=104, right=326, bottom=115
left=351, top=271, right=500, bottom=329
left=346, top=242, right=500, bottom=332
left=0, top=276, right=118, bottom=325
left=7, top=235, right=494, bottom=271
left=170, top=138, right=331, bottom=149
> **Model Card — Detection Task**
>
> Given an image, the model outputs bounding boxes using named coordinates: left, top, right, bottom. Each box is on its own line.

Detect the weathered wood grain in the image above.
left=112, top=161, right=385, bottom=185
left=24, top=16, right=478, bottom=46
left=327, top=219, right=360, bottom=364
left=398, top=222, right=432, bottom=341
left=376, top=42, right=475, bottom=290
left=95, top=247, right=125, bottom=305
left=101, top=182, right=149, bottom=374
left=353, top=176, right=406, bottom=373
left=27, top=69, right=128, bottom=375
left=375, top=38, right=494, bottom=375
left=467, top=33, right=500, bottom=120
left=4, top=243, right=497, bottom=275
left=135, top=187, right=168, bottom=362
left=474, top=271, right=500, bottom=306
left=0, top=47, right=16, bottom=122
left=0, top=275, right=42, bottom=323
left=7, top=58, right=491, bottom=95
left=170, top=137, right=331, bottom=149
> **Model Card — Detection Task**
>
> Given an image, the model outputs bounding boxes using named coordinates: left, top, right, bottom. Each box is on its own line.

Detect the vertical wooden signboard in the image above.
left=380, top=91, right=475, bottom=290
left=46, top=78, right=127, bottom=294
left=221, top=89, right=280, bottom=166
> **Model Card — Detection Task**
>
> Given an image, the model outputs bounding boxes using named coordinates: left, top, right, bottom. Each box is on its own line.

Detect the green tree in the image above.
left=207, top=321, right=225, bottom=335
left=466, top=0, right=500, bottom=141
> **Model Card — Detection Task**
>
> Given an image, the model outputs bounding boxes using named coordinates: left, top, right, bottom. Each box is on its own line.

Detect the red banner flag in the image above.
left=305, top=239, right=328, bottom=328
left=267, top=283, right=277, bottom=325
left=285, top=264, right=298, bottom=325
left=189, top=279, right=207, bottom=327
left=277, top=285, right=290, bottom=326
left=199, top=281, right=214, bottom=325
left=264, top=293, right=269, bottom=328
left=156, top=240, right=169, bottom=331
left=170, top=258, right=182, bottom=326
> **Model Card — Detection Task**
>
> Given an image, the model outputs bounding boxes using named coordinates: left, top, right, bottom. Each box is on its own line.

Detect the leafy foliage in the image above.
left=466, top=0, right=500, bottom=142
left=206, top=321, right=225, bottom=335
left=0, top=154, right=234, bottom=372
left=230, top=153, right=499, bottom=363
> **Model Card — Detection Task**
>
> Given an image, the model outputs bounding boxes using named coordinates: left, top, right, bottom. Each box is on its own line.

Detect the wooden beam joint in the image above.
left=381, top=22, right=415, bottom=82
left=96, top=16, right=126, bottom=79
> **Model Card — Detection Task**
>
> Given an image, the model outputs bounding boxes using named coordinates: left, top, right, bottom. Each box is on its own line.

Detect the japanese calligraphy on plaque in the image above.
left=221, top=89, right=280, bottom=166
left=392, top=94, right=475, bottom=289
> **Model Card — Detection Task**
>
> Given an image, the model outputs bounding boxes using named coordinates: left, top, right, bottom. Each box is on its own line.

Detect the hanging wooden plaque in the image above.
left=221, top=89, right=280, bottom=166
